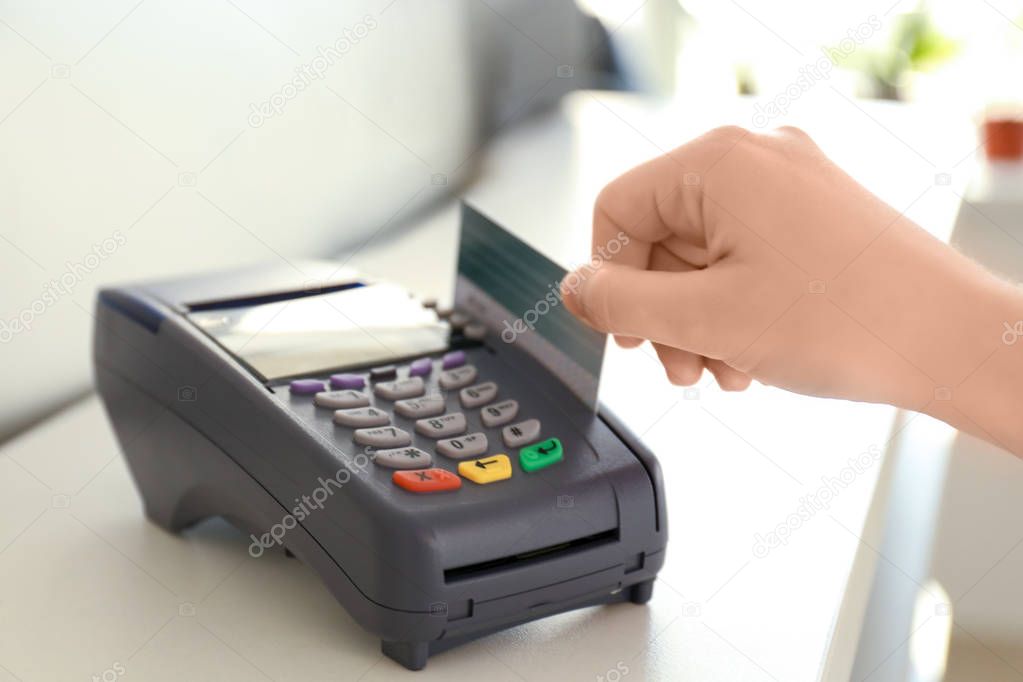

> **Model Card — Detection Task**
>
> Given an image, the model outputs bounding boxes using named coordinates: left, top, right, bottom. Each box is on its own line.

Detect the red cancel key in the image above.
left=392, top=468, right=462, bottom=493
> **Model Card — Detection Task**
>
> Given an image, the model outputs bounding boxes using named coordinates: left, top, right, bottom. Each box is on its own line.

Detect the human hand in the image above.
left=561, top=126, right=1023, bottom=453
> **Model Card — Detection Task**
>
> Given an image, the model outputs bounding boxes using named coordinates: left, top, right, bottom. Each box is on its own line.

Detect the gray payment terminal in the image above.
left=93, top=204, right=667, bottom=670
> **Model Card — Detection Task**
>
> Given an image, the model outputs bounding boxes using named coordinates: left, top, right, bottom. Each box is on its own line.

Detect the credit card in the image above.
left=455, top=203, right=606, bottom=410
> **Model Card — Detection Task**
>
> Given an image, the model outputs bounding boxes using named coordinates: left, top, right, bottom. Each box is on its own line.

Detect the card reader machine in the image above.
left=93, top=204, right=667, bottom=670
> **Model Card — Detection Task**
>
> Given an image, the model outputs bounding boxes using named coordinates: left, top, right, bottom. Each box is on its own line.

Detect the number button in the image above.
left=354, top=426, right=411, bottom=448
left=415, top=413, right=467, bottom=438
left=438, top=365, right=477, bottom=390
left=394, top=394, right=445, bottom=419
left=436, top=432, right=488, bottom=459
left=459, top=381, right=498, bottom=408
left=333, top=407, right=390, bottom=428
left=393, top=468, right=462, bottom=493
left=480, top=399, right=518, bottom=427
left=314, top=389, right=370, bottom=409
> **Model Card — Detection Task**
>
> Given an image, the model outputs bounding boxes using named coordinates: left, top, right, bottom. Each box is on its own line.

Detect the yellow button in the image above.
left=457, top=454, right=512, bottom=484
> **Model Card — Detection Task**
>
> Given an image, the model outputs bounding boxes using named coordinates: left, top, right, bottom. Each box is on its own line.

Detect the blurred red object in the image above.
left=984, top=117, right=1023, bottom=161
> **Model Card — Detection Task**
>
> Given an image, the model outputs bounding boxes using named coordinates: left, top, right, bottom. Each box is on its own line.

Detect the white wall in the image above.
left=0, top=0, right=601, bottom=439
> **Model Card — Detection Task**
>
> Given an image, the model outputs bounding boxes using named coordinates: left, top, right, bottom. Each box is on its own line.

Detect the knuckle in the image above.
left=774, top=124, right=810, bottom=139
left=706, top=125, right=750, bottom=143
left=770, top=125, right=820, bottom=154
left=683, top=125, right=753, bottom=160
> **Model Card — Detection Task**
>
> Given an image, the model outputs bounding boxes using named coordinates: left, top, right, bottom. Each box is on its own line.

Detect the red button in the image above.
left=393, top=468, right=462, bottom=493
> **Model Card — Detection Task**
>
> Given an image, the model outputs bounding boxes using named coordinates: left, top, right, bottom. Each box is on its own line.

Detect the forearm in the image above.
left=874, top=219, right=1023, bottom=454
left=922, top=276, right=1023, bottom=455
left=826, top=216, right=1023, bottom=454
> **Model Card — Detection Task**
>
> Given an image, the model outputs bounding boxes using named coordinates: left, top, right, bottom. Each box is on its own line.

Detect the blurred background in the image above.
left=4, top=2, right=1023, bottom=681
left=4, top=0, right=1023, bottom=441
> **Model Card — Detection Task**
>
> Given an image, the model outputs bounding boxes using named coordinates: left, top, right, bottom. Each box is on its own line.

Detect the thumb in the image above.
left=561, top=262, right=725, bottom=358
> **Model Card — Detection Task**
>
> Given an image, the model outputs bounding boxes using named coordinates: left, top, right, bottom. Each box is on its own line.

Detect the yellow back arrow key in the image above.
left=457, top=453, right=512, bottom=484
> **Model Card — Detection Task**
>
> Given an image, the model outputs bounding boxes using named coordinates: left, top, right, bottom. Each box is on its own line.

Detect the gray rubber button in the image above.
left=459, top=381, right=497, bottom=408
left=438, top=365, right=477, bottom=390
left=463, top=322, right=487, bottom=340
left=394, top=394, right=445, bottom=419
left=502, top=418, right=541, bottom=448
left=436, top=432, right=488, bottom=459
left=353, top=426, right=411, bottom=448
left=315, top=390, right=369, bottom=409
left=415, top=413, right=467, bottom=438
left=373, top=446, right=432, bottom=469
left=373, top=377, right=425, bottom=400
left=333, top=406, right=390, bottom=428
left=480, top=400, right=519, bottom=428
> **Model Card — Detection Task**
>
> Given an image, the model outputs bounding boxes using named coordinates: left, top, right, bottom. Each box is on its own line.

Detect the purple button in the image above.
left=330, top=373, right=365, bottom=390
left=290, top=379, right=325, bottom=395
left=442, top=351, right=466, bottom=370
left=409, top=358, right=433, bottom=377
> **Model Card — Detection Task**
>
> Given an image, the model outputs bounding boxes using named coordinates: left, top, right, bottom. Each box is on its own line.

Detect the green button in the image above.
left=518, top=438, right=563, bottom=472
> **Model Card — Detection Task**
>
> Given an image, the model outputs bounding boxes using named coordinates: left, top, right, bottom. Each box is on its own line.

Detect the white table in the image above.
left=0, top=91, right=976, bottom=681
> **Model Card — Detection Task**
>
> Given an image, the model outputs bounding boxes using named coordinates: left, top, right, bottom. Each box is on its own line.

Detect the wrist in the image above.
left=830, top=219, right=999, bottom=413
left=917, top=269, right=1023, bottom=454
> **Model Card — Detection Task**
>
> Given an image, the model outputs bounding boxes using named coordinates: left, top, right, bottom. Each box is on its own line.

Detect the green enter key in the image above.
left=519, top=438, right=563, bottom=472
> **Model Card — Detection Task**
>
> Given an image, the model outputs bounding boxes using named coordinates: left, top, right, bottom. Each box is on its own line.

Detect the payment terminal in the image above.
left=93, top=204, right=667, bottom=670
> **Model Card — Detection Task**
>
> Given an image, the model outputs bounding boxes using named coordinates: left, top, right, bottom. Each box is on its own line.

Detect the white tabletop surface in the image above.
left=0, top=91, right=977, bottom=681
